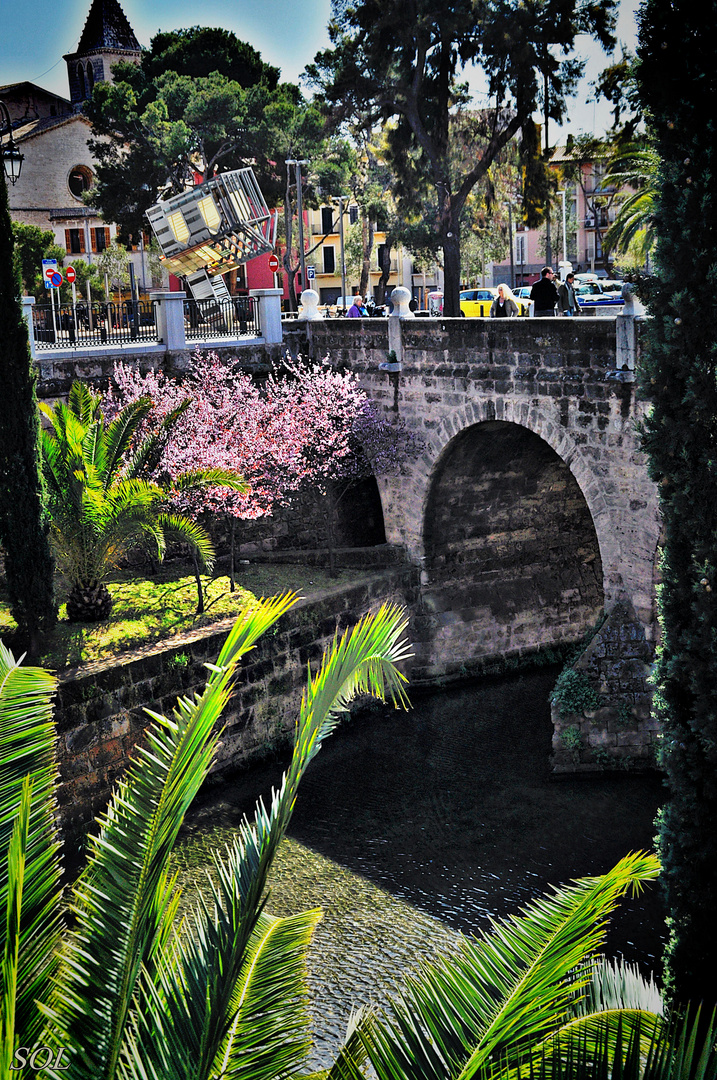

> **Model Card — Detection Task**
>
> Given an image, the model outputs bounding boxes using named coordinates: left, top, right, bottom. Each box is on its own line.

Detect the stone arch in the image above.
left=414, top=398, right=618, bottom=595
left=412, top=411, right=607, bottom=675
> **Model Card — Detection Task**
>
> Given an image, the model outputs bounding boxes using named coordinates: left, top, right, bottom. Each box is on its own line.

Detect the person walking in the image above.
left=530, top=267, right=559, bottom=317
left=489, top=284, right=520, bottom=318
left=558, top=272, right=579, bottom=316
left=347, top=295, right=367, bottom=318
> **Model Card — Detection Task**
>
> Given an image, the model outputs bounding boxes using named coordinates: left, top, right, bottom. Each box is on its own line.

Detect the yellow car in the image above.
left=459, top=287, right=530, bottom=317
left=459, top=288, right=496, bottom=317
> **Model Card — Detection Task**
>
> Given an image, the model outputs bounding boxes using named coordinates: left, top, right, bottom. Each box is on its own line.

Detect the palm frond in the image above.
left=124, top=398, right=191, bottom=481
left=355, top=852, right=660, bottom=1080
left=118, top=602, right=412, bottom=1080
left=68, top=379, right=101, bottom=427
left=156, top=512, right=216, bottom=571
left=46, top=593, right=299, bottom=1080
left=168, top=469, right=249, bottom=495
left=0, top=778, right=30, bottom=1077
left=0, top=645, right=61, bottom=1049
left=101, top=397, right=154, bottom=484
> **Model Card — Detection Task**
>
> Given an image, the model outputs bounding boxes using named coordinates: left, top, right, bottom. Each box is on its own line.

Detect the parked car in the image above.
left=460, top=287, right=531, bottom=317
left=575, top=281, right=625, bottom=314
left=460, top=288, right=496, bottom=317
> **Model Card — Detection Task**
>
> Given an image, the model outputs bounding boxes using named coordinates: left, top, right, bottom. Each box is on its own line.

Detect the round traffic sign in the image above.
left=66, top=266, right=76, bottom=284
left=268, top=253, right=280, bottom=272
left=49, top=271, right=63, bottom=288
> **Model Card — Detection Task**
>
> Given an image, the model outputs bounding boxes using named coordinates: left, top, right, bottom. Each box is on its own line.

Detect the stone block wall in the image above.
left=550, top=600, right=658, bottom=773
left=53, top=567, right=416, bottom=840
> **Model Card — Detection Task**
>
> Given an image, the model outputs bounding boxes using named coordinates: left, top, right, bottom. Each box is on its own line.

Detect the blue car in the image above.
left=575, top=281, right=625, bottom=314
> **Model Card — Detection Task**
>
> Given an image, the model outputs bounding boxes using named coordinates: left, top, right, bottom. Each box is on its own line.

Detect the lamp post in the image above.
left=286, top=158, right=309, bottom=294
left=331, top=195, right=348, bottom=310
left=505, top=200, right=515, bottom=290
left=557, top=188, right=567, bottom=265
left=0, top=101, right=24, bottom=185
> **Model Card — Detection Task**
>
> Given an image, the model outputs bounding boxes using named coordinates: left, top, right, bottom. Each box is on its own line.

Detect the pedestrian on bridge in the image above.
left=558, top=272, right=579, bottom=316
left=490, top=284, right=520, bottom=318
left=530, top=267, right=559, bottom=317
left=347, top=295, right=368, bottom=318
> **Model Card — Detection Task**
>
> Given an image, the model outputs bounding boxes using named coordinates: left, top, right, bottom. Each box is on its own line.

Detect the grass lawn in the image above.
left=0, top=561, right=364, bottom=673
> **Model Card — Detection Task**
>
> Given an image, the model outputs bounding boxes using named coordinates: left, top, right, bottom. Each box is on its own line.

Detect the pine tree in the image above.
left=0, top=177, right=56, bottom=653
left=636, top=0, right=717, bottom=1007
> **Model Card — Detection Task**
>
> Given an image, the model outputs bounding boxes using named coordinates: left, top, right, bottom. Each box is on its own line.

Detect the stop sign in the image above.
left=66, top=265, right=76, bottom=284
left=268, top=253, right=280, bottom=272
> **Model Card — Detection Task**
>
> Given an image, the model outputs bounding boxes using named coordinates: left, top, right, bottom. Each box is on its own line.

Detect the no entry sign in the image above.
left=268, top=253, right=279, bottom=272
left=66, top=265, right=76, bottom=284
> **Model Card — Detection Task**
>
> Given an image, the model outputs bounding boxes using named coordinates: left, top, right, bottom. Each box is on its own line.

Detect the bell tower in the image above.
left=63, top=0, right=141, bottom=110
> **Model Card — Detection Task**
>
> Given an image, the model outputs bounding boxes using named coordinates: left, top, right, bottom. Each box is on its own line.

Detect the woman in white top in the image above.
left=489, top=284, right=520, bottom=318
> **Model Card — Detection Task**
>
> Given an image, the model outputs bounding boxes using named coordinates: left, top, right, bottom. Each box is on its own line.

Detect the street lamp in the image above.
left=331, top=194, right=348, bottom=310
left=0, top=101, right=24, bottom=185
left=286, top=158, right=309, bottom=293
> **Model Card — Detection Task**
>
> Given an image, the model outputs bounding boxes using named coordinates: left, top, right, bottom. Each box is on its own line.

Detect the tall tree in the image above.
left=307, top=0, right=617, bottom=315
left=636, top=0, right=717, bottom=1009
left=86, top=27, right=296, bottom=238
left=0, top=180, right=56, bottom=655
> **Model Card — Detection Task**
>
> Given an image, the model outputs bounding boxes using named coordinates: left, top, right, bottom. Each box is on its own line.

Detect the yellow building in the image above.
left=305, top=203, right=442, bottom=307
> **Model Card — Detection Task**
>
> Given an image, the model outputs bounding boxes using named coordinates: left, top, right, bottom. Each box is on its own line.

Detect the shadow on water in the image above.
left=179, top=665, right=666, bottom=1062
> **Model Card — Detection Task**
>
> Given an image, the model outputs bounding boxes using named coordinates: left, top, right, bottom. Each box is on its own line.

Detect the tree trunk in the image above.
left=359, top=216, right=374, bottom=299
left=375, top=240, right=392, bottom=306
left=227, top=514, right=236, bottom=593
left=325, top=496, right=337, bottom=578
left=442, top=225, right=462, bottom=318
left=192, top=551, right=205, bottom=615
left=283, top=175, right=298, bottom=313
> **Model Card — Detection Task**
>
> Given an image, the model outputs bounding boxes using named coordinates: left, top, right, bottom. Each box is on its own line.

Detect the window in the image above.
left=65, top=229, right=85, bottom=255
left=68, top=165, right=93, bottom=199
left=321, top=207, right=334, bottom=234
left=349, top=205, right=359, bottom=225
left=377, top=244, right=386, bottom=270
left=91, top=227, right=111, bottom=253
left=323, top=246, right=335, bottom=274
left=515, top=236, right=526, bottom=263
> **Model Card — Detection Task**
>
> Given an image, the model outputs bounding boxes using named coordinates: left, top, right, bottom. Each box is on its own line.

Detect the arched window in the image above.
left=68, top=165, right=94, bottom=199
left=76, top=62, right=86, bottom=98
left=86, top=63, right=94, bottom=94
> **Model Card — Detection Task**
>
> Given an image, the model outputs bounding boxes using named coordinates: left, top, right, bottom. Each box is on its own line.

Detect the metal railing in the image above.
left=184, top=295, right=260, bottom=339
left=32, top=300, right=158, bottom=349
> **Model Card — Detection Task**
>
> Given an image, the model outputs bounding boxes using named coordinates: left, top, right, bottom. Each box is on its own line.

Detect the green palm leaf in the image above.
left=0, top=646, right=61, bottom=1053
left=124, top=398, right=191, bottom=481
left=46, top=593, right=299, bottom=1080
left=1, top=778, right=31, bottom=1079
left=101, top=397, right=154, bottom=485
left=351, top=852, right=660, bottom=1080
left=113, top=603, right=412, bottom=1080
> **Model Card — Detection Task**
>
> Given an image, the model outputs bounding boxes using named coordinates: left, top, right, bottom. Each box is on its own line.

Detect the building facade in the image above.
left=2, top=0, right=143, bottom=284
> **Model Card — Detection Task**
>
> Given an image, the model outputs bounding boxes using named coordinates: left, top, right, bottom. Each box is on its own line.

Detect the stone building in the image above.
left=1, top=0, right=140, bottom=269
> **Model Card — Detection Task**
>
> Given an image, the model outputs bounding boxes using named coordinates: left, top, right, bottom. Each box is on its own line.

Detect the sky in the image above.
left=0, top=0, right=640, bottom=140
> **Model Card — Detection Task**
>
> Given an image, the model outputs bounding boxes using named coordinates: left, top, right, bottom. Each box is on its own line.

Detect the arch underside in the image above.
left=416, top=420, right=604, bottom=676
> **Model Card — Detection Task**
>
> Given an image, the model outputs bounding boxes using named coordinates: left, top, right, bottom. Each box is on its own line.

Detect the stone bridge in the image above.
left=284, top=313, right=660, bottom=686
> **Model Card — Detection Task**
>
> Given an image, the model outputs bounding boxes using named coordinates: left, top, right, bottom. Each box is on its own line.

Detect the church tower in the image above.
left=63, top=0, right=141, bottom=109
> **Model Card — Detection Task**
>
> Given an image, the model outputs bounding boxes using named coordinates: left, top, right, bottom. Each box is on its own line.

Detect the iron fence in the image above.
left=32, top=300, right=158, bottom=349
left=184, top=295, right=260, bottom=340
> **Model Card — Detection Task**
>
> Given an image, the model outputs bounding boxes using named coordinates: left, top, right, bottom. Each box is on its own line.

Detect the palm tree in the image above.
left=38, top=381, right=245, bottom=622
left=0, top=597, right=412, bottom=1078
left=603, top=142, right=659, bottom=265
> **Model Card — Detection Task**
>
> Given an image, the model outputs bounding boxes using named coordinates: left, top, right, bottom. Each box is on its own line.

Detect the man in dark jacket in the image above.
left=530, top=267, right=559, bottom=316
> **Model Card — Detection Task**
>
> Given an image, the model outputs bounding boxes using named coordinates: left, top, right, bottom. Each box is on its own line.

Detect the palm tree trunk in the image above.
left=192, top=552, right=204, bottom=615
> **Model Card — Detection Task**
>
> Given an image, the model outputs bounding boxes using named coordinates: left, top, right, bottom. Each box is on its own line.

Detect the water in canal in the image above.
left=176, top=665, right=666, bottom=1068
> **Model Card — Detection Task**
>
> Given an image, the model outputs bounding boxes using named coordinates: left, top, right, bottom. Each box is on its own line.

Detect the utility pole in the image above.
left=506, top=201, right=515, bottom=290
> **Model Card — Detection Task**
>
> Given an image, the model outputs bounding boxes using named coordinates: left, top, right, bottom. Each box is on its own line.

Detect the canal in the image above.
left=176, top=665, right=665, bottom=1068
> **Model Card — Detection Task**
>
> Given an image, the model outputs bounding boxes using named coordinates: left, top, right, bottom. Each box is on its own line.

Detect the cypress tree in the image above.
left=0, top=175, right=56, bottom=654
left=636, top=0, right=717, bottom=1006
